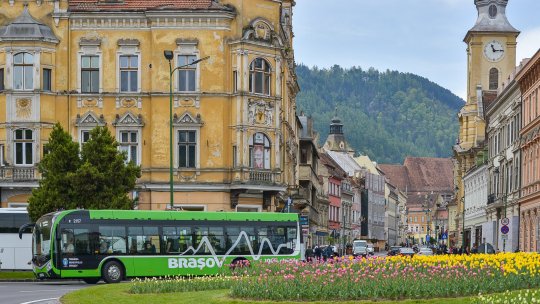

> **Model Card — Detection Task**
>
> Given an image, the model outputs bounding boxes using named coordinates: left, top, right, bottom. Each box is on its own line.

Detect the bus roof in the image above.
left=55, top=209, right=299, bottom=222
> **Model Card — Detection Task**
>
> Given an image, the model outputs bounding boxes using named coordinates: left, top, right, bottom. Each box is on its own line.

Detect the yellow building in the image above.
left=0, top=0, right=299, bottom=212
left=454, top=0, right=519, bottom=246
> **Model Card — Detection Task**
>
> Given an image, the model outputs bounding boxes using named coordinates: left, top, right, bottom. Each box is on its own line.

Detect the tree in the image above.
left=27, top=125, right=141, bottom=222
left=71, top=126, right=141, bottom=210
left=28, top=123, right=81, bottom=222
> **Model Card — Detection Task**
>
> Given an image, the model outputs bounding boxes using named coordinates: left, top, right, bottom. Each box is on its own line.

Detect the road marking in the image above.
left=19, top=289, right=77, bottom=293
left=19, top=298, right=58, bottom=304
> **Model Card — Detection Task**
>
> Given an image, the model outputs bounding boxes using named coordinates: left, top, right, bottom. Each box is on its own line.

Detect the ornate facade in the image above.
left=0, top=0, right=299, bottom=211
left=454, top=0, right=519, bottom=246
left=517, top=50, right=540, bottom=252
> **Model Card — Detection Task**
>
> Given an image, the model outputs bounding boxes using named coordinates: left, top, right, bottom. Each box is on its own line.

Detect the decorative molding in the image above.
left=115, top=96, right=142, bottom=109
left=248, top=99, right=274, bottom=126
left=75, top=111, right=106, bottom=127
left=117, top=38, right=140, bottom=46
left=15, top=98, right=32, bottom=119
left=174, top=96, right=200, bottom=108
left=176, top=39, right=198, bottom=47
left=112, top=112, right=144, bottom=127
left=172, top=112, right=203, bottom=127
left=77, top=96, right=103, bottom=108
left=79, top=37, right=102, bottom=47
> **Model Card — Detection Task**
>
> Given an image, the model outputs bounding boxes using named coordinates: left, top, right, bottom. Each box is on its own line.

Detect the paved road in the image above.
left=0, top=281, right=88, bottom=304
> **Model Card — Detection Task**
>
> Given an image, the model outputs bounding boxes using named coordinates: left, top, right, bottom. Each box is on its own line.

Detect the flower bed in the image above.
left=228, top=253, right=540, bottom=301
left=128, top=253, right=540, bottom=302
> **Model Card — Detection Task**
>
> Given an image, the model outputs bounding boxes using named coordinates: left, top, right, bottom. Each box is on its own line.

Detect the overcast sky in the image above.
left=293, top=0, right=540, bottom=100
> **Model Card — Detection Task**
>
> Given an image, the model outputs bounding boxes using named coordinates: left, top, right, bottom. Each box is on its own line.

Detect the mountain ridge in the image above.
left=296, top=64, right=462, bottom=164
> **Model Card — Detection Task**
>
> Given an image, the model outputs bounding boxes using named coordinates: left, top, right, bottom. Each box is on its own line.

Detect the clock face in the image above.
left=484, top=40, right=505, bottom=62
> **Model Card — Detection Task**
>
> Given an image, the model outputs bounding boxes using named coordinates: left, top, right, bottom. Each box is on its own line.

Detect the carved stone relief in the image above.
left=78, top=96, right=103, bottom=108
left=15, top=98, right=32, bottom=119
left=248, top=99, right=274, bottom=126
left=174, top=96, right=200, bottom=108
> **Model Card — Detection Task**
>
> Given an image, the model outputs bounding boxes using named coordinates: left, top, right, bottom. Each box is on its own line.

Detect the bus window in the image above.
left=178, top=227, right=192, bottom=253
left=208, top=226, right=225, bottom=254
left=192, top=226, right=209, bottom=253
left=163, top=227, right=180, bottom=254
left=98, top=226, right=126, bottom=254
left=127, top=226, right=159, bottom=255
left=258, top=227, right=270, bottom=254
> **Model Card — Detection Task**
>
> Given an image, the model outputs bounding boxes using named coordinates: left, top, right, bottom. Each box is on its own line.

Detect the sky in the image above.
left=293, top=0, right=540, bottom=100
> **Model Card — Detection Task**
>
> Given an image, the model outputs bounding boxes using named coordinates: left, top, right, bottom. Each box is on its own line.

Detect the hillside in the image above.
left=296, top=64, right=463, bottom=164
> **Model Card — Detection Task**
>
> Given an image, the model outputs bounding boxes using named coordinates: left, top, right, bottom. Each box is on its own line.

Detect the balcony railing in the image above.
left=248, top=169, right=278, bottom=183
left=0, top=166, right=37, bottom=181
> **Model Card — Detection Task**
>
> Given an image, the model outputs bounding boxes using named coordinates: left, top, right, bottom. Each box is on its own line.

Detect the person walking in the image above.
left=305, top=246, right=314, bottom=262
left=314, top=245, right=322, bottom=261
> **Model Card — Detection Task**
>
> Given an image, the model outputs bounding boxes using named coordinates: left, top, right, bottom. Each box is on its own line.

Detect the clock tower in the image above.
left=454, top=0, right=519, bottom=246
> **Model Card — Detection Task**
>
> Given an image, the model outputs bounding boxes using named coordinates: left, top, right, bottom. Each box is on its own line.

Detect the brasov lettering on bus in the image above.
left=168, top=257, right=219, bottom=269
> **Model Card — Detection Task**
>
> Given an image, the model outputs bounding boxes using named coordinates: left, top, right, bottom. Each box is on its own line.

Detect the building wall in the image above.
left=0, top=0, right=299, bottom=211
left=464, top=164, right=487, bottom=249
left=518, top=50, right=540, bottom=252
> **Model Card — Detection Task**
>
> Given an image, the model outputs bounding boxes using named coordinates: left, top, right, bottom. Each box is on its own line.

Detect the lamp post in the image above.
left=461, top=196, right=465, bottom=249
left=163, top=51, right=209, bottom=209
left=493, top=167, right=508, bottom=252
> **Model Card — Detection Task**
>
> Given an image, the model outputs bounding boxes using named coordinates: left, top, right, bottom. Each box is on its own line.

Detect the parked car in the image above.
left=418, top=247, right=434, bottom=255
left=387, top=246, right=401, bottom=256
left=477, top=243, right=496, bottom=254
left=353, top=240, right=368, bottom=257
left=399, top=247, right=415, bottom=257
left=366, top=243, right=375, bottom=256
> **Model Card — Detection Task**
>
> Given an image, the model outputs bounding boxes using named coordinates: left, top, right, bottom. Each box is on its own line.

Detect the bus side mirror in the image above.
left=18, top=223, right=35, bottom=239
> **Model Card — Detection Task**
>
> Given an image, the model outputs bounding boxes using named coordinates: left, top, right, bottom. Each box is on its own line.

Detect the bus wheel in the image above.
left=102, top=261, right=124, bottom=284
left=82, top=277, right=100, bottom=284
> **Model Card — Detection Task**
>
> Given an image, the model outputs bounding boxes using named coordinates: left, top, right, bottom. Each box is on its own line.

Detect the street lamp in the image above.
left=163, top=51, right=209, bottom=209
left=493, top=167, right=508, bottom=252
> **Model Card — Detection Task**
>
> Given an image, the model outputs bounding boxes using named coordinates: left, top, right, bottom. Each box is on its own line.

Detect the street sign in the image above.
left=501, top=225, right=509, bottom=235
left=501, top=218, right=510, bottom=226
left=501, top=234, right=508, bottom=240
left=426, top=235, right=430, bottom=242
left=442, top=232, right=448, bottom=240
left=300, top=216, right=309, bottom=227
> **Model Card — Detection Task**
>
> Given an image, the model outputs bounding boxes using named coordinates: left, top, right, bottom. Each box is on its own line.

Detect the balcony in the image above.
left=0, top=166, right=38, bottom=181
left=299, top=165, right=319, bottom=186
left=247, top=169, right=280, bottom=184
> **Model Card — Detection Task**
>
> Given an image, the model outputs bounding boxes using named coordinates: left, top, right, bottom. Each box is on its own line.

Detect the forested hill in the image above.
left=296, top=64, right=463, bottom=164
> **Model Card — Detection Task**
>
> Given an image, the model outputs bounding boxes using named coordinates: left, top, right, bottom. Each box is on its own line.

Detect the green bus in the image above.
left=30, top=209, right=301, bottom=284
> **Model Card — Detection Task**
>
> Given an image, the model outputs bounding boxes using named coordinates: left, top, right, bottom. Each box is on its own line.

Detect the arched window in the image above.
left=489, top=68, right=499, bottom=90
left=249, top=133, right=271, bottom=169
left=14, top=129, right=33, bottom=165
left=249, top=58, right=271, bottom=95
left=13, top=52, right=34, bottom=90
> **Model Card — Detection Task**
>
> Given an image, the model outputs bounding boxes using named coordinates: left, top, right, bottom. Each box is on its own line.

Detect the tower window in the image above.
left=489, top=68, right=499, bottom=90
left=488, top=5, right=497, bottom=19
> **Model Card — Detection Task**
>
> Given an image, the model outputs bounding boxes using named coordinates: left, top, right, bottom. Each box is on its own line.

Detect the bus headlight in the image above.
left=46, top=262, right=52, bottom=271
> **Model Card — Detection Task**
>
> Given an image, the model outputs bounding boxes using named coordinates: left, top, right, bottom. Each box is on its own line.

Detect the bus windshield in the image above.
left=34, top=214, right=53, bottom=257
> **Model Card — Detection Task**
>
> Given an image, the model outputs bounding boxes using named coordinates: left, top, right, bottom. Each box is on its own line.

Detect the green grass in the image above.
left=0, top=271, right=35, bottom=280
left=62, top=283, right=482, bottom=304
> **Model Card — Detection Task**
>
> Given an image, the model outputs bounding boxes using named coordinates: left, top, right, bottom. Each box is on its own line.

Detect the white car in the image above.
left=418, top=247, right=434, bottom=255
left=366, top=244, right=374, bottom=255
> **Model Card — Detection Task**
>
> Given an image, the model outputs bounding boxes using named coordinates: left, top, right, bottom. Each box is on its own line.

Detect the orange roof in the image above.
left=69, top=0, right=228, bottom=12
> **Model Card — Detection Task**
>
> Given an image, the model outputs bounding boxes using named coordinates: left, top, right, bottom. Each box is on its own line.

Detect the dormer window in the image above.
left=488, top=5, right=497, bottom=19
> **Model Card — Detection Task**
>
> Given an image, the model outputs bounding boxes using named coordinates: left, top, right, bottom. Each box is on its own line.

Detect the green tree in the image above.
left=28, top=123, right=81, bottom=222
left=27, top=125, right=141, bottom=222
left=71, top=126, right=141, bottom=210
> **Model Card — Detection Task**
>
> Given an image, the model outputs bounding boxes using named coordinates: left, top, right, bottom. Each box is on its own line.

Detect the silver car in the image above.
left=418, top=247, right=434, bottom=255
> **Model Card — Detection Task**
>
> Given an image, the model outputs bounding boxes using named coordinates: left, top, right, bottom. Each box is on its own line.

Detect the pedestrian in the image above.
left=305, top=246, right=314, bottom=262
left=314, top=245, right=322, bottom=261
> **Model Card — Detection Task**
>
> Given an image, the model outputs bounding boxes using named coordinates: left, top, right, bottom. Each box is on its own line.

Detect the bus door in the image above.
left=57, top=226, right=101, bottom=273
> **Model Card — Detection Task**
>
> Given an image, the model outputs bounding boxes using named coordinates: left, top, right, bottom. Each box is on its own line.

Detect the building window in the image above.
left=80, top=130, right=91, bottom=144
left=177, top=55, right=196, bottom=92
left=81, top=56, right=99, bottom=93
left=249, top=58, right=271, bottom=95
left=14, top=129, right=33, bottom=165
left=13, top=52, right=34, bottom=90
left=0, top=68, right=4, bottom=91
left=249, top=133, right=271, bottom=169
left=0, top=144, right=4, bottom=166
left=119, top=131, right=139, bottom=165
left=232, top=146, right=237, bottom=167
left=43, top=68, right=52, bottom=91
left=178, top=130, right=196, bottom=168
left=233, top=70, right=238, bottom=93
left=120, top=55, right=138, bottom=92
left=488, top=5, right=497, bottom=18
left=489, top=68, right=499, bottom=90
